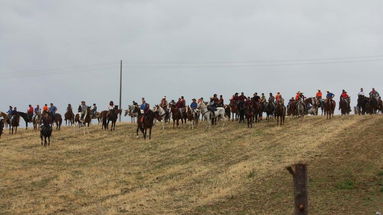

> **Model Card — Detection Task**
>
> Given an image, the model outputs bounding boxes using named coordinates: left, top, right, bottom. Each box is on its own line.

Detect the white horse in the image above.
left=124, top=105, right=139, bottom=123
left=198, top=102, right=226, bottom=127
left=153, top=105, right=168, bottom=129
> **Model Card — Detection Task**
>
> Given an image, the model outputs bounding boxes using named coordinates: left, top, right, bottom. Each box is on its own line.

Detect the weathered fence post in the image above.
left=286, top=163, right=308, bottom=215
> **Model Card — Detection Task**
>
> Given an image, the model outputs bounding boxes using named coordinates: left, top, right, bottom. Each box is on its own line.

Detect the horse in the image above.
left=357, top=95, right=368, bottom=115
left=275, top=102, right=286, bottom=126
left=170, top=104, right=183, bottom=128
left=54, top=113, right=62, bottom=130
left=0, top=119, right=4, bottom=138
left=186, top=106, right=200, bottom=129
left=237, top=101, right=245, bottom=123
left=32, top=112, right=42, bottom=130
left=154, top=105, right=172, bottom=129
left=369, top=96, right=379, bottom=114
left=244, top=102, right=254, bottom=128
left=0, top=112, right=10, bottom=129
left=75, top=107, right=92, bottom=127
left=304, top=97, right=319, bottom=115
left=40, top=122, right=52, bottom=147
left=252, top=101, right=262, bottom=123
left=10, top=113, right=20, bottom=134
left=264, top=102, right=275, bottom=120
left=64, top=109, right=75, bottom=126
left=296, top=100, right=305, bottom=117
left=229, top=100, right=238, bottom=121
left=198, top=102, right=226, bottom=126
left=224, top=105, right=231, bottom=120
left=125, top=105, right=139, bottom=123
left=339, top=98, right=351, bottom=115
left=107, top=109, right=121, bottom=131
left=136, top=109, right=160, bottom=140
left=324, top=99, right=336, bottom=119
left=17, top=111, right=33, bottom=129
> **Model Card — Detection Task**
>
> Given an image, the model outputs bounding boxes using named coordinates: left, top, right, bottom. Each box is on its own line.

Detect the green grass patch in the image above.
left=336, top=179, right=355, bottom=190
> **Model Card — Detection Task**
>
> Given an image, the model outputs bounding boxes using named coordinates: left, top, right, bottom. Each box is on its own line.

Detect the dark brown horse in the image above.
left=17, top=111, right=33, bottom=129
left=324, top=99, right=336, bottom=119
left=186, top=107, right=199, bottom=129
left=339, top=98, right=350, bottom=115
left=10, top=114, right=20, bottom=134
left=0, top=112, right=10, bottom=129
left=0, top=119, right=4, bottom=138
left=54, top=113, right=62, bottom=130
left=40, top=122, right=52, bottom=147
left=65, top=109, right=75, bottom=126
left=275, top=102, right=286, bottom=126
left=252, top=101, right=262, bottom=123
left=170, top=104, right=182, bottom=128
left=245, top=102, right=254, bottom=128
left=136, top=109, right=160, bottom=139
left=108, top=109, right=121, bottom=131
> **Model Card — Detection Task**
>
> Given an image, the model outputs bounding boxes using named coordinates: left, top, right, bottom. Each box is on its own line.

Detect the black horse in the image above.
left=40, top=123, right=52, bottom=146
left=17, top=111, right=33, bottom=129
left=0, top=119, right=4, bottom=138
left=237, top=101, right=245, bottom=123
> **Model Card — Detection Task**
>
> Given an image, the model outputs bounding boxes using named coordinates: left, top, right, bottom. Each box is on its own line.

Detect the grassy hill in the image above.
left=0, top=115, right=382, bottom=215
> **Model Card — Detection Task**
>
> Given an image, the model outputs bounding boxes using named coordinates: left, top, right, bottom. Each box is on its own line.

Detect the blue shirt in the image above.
left=140, top=103, right=148, bottom=110
left=49, top=106, right=57, bottom=113
left=326, top=93, right=334, bottom=99
left=190, top=102, right=197, bottom=109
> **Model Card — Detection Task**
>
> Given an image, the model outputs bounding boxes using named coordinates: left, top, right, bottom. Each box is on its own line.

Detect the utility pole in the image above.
left=119, top=60, right=122, bottom=122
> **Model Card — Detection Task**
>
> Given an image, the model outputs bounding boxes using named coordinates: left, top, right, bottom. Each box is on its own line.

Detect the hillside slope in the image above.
left=0, top=115, right=382, bottom=215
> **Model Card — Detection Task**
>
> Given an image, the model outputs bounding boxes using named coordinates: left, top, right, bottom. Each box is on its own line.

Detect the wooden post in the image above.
left=286, top=163, right=308, bottom=215
left=119, top=60, right=122, bottom=122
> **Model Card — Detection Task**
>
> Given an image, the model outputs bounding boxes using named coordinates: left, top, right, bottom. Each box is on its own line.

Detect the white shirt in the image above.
left=358, top=91, right=365, bottom=96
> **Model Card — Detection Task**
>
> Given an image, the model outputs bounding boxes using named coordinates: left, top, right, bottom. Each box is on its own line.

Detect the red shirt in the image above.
left=341, top=92, right=349, bottom=98
left=238, top=95, right=246, bottom=101
left=27, top=107, right=34, bottom=114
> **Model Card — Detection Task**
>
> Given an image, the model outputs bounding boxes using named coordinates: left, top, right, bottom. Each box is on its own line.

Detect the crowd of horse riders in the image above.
left=1, top=88, right=382, bottom=140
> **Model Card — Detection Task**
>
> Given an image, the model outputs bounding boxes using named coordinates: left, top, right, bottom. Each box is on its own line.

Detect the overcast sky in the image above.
left=1, top=0, right=383, bottom=113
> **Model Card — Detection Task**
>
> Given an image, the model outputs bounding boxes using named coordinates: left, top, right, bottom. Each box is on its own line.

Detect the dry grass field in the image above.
left=1, top=115, right=383, bottom=215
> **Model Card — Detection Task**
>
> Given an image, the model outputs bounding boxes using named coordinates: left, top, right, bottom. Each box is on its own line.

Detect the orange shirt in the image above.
left=43, top=106, right=49, bottom=111
left=316, top=92, right=322, bottom=98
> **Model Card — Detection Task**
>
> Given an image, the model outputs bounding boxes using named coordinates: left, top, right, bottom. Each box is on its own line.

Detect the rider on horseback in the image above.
left=339, top=90, right=351, bottom=111
left=108, top=101, right=115, bottom=110
left=217, top=95, right=224, bottom=107
left=27, top=105, right=34, bottom=119
left=43, top=104, right=49, bottom=113
left=275, top=92, right=282, bottom=104
left=253, top=93, right=260, bottom=103
left=238, top=92, right=246, bottom=102
left=190, top=98, right=198, bottom=110
left=92, top=104, right=97, bottom=117
left=208, top=97, right=218, bottom=117
left=34, top=105, right=41, bottom=115
left=358, top=88, right=365, bottom=97
left=268, top=93, right=275, bottom=103
left=326, top=91, right=335, bottom=101
left=260, top=93, right=266, bottom=103
left=7, top=106, right=13, bottom=116
left=79, top=101, right=87, bottom=120
left=160, top=96, right=168, bottom=108
left=369, top=88, right=380, bottom=98
left=316, top=90, right=322, bottom=100
left=49, top=103, right=57, bottom=119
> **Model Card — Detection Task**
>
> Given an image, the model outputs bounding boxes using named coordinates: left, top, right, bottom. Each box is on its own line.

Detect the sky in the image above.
left=1, top=0, right=383, bottom=114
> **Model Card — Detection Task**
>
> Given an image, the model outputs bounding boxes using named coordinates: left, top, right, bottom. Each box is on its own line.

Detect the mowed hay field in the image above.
left=1, top=115, right=383, bottom=215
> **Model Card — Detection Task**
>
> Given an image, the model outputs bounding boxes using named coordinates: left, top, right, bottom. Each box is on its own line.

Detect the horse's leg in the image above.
left=136, top=126, right=139, bottom=138
left=144, top=128, right=147, bottom=139
left=40, top=134, right=43, bottom=145
left=149, top=128, right=152, bottom=140
left=48, top=136, right=50, bottom=146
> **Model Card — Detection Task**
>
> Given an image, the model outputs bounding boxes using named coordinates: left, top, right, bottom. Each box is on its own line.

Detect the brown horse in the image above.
left=170, top=104, right=182, bottom=128
left=275, top=102, right=286, bottom=126
left=324, top=99, right=336, bottom=119
left=136, top=109, right=160, bottom=139
left=54, top=113, right=62, bottom=130
left=108, top=109, right=121, bottom=131
left=0, top=112, right=10, bottom=129
left=10, top=114, right=20, bottom=134
left=0, top=119, right=4, bottom=138
left=339, top=98, right=350, bottom=115
left=245, top=102, right=254, bottom=128
left=64, top=109, right=75, bottom=126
